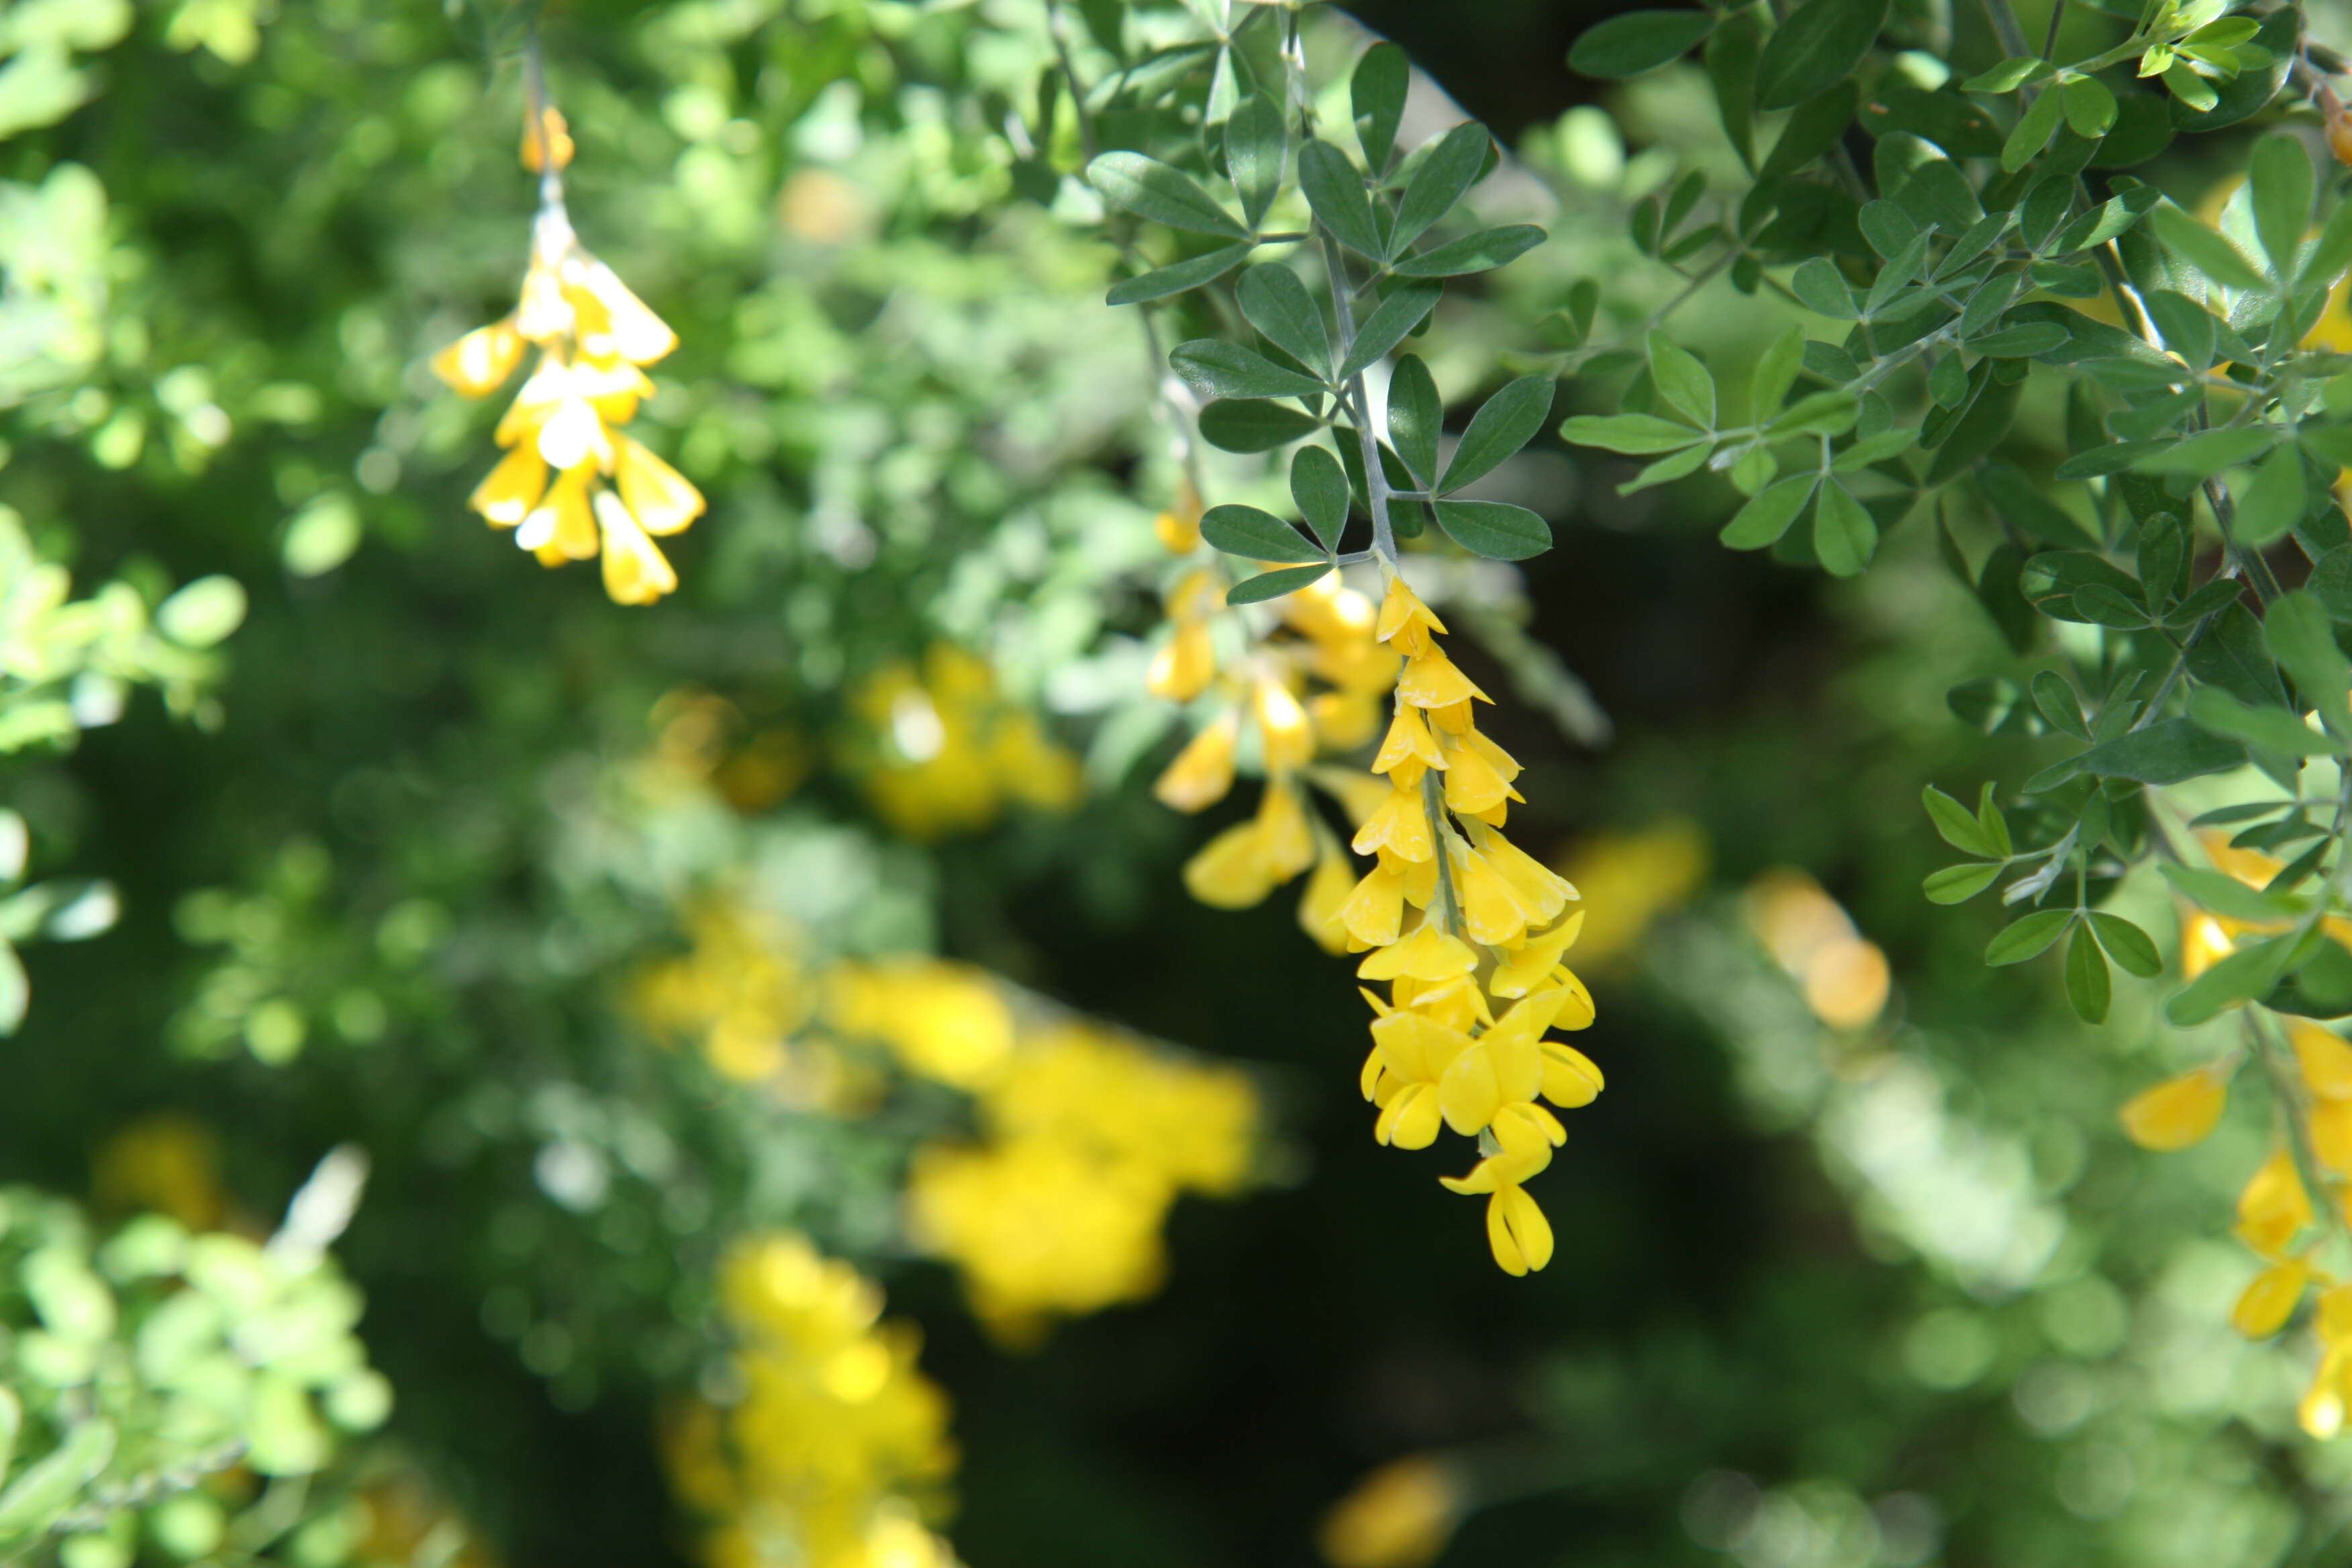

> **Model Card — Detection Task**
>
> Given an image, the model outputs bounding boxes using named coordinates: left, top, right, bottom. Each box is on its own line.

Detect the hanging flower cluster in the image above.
left=431, top=101, right=703, bottom=605
left=665, top=1234, right=959, bottom=1568
left=2118, top=832, right=2352, bottom=1436
left=1148, top=491, right=1398, bottom=949
left=1337, top=575, right=1602, bottom=1275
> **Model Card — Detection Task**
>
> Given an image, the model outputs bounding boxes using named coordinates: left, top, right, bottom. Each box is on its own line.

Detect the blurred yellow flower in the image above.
left=2118, top=1065, right=2229, bottom=1152
left=1558, top=818, right=1708, bottom=969
left=1317, top=1457, right=1463, bottom=1568
left=91, top=1112, right=228, bottom=1231
left=848, top=646, right=1081, bottom=841
left=1743, top=867, right=1890, bottom=1030
left=667, top=1235, right=960, bottom=1568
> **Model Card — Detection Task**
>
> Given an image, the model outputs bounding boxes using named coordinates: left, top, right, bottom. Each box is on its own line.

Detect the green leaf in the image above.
left=1720, top=474, right=1816, bottom=548
left=1226, top=563, right=1334, bottom=603
left=1570, top=9, right=1718, bottom=78
left=2265, top=589, right=2352, bottom=736
left=1198, top=398, right=1324, bottom=454
left=1107, top=242, right=1253, bottom=305
left=1225, top=97, right=1287, bottom=231
left=1560, top=412, right=1706, bottom=454
left=1975, top=781, right=2013, bottom=857
left=1620, top=444, right=1714, bottom=494
left=1645, top=332, right=1716, bottom=429
left=2064, top=924, right=2111, bottom=1022
left=2235, top=445, right=2308, bottom=549
left=1338, top=284, right=1442, bottom=379
left=1199, top=503, right=1328, bottom=563
left=0, top=942, right=20, bottom=1036
left=2167, top=934, right=2294, bottom=1024
left=1441, top=375, right=1556, bottom=492
left=2061, top=74, right=2118, bottom=138
left=1351, top=42, right=1410, bottom=168
left=1923, top=783, right=1999, bottom=856
left=1963, top=56, right=2053, bottom=92
left=1971, top=322, right=2070, bottom=356
left=1790, top=256, right=1857, bottom=318
left=2065, top=717, right=2247, bottom=785
left=2033, top=671, right=2090, bottom=739
left=1755, top=0, right=1891, bottom=111
left=1290, top=446, right=1351, bottom=552
left=1387, top=356, right=1441, bottom=484
left=1833, top=428, right=1916, bottom=472
left=1812, top=481, right=1876, bottom=577
left=1389, top=124, right=1491, bottom=257
left=1299, top=140, right=1383, bottom=258
left=2002, top=83, right=2065, bottom=172
left=2309, top=544, right=2352, bottom=621
left=1432, top=500, right=1552, bottom=560
left=2159, top=862, right=2307, bottom=924
left=1392, top=225, right=1547, bottom=277
left=1169, top=340, right=1327, bottom=401
left=2087, top=912, right=2163, bottom=977
left=2147, top=203, right=2266, bottom=292
left=1236, top=264, right=1331, bottom=375
left=1986, top=908, right=2074, bottom=965
left=2072, top=583, right=2149, bottom=627
left=1706, top=9, right=1763, bottom=169
left=2133, top=426, right=2273, bottom=477
left=2249, top=131, right=2314, bottom=278
left=1924, top=862, right=2004, bottom=903
left=1977, top=461, right=2099, bottom=549
left=2187, top=687, right=2333, bottom=755
left=1087, top=152, right=1248, bottom=238
left=1767, top=389, right=1859, bottom=436
left=1761, top=79, right=1859, bottom=179
left=2303, top=193, right=2352, bottom=291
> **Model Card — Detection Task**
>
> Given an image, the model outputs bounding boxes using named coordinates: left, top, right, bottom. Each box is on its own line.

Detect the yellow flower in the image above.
left=431, top=317, right=526, bottom=398
left=1482, top=1182, right=1554, bottom=1275
left=1255, top=677, right=1316, bottom=773
left=1297, top=840, right=1357, bottom=954
left=2233, top=1259, right=2311, bottom=1338
left=615, top=433, right=707, bottom=536
left=2295, top=1019, right=2352, bottom=1099
left=2118, top=1065, right=2229, bottom=1151
left=1316, top=1457, right=1462, bottom=1568
left=2237, top=1147, right=2314, bottom=1259
left=596, top=490, right=679, bottom=607
left=1357, top=923, right=1477, bottom=982
left=1183, top=818, right=1277, bottom=910
left=1155, top=712, right=1239, bottom=814
left=517, top=463, right=601, bottom=562
left=468, top=442, right=547, bottom=526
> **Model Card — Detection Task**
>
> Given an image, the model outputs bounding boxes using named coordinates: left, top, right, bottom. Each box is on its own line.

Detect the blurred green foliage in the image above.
left=3, top=0, right=2352, bottom=1566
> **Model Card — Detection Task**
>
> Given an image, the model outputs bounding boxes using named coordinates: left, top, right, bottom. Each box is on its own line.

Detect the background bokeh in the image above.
left=4, top=1, right=2349, bottom=1566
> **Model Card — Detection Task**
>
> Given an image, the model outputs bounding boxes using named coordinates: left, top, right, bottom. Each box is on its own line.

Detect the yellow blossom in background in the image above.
left=1743, top=868, right=1892, bottom=1030
left=431, top=89, right=703, bottom=604
left=846, top=645, right=1081, bottom=841
left=1317, top=1456, right=1463, bottom=1568
left=667, top=1234, right=960, bottom=1568
left=905, top=1020, right=1259, bottom=1343
left=1556, top=818, right=1708, bottom=969
left=91, top=1111, right=228, bottom=1231
left=829, top=957, right=1016, bottom=1091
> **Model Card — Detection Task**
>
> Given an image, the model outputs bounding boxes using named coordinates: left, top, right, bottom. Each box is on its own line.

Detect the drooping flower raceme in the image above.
left=1340, top=575, right=1602, bottom=1275
left=431, top=101, right=703, bottom=605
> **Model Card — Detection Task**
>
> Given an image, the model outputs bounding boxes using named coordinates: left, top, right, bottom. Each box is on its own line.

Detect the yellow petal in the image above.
left=2294, top=1019, right=2352, bottom=1099
left=1540, top=1040, right=1604, bottom=1108
left=431, top=317, right=525, bottom=397
left=1183, top=820, right=1275, bottom=910
left=2236, top=1148, right=2314, bottom=1259
left=1255, top=679, right=1315, bottom=773
left=521, top=103, right=573, bottom=173
left=1146, top=620, right=1216, bottom=702
left=1154, top=712, right=1238, bottom=814
left=1372, top=704, right=1445, bottom=775
left=516, top=464, right=599, bottom=561
left=569, top=257, right=678, bottom=364
left=1357, top=923, right=1477, bottom=982
left=595, top=490, right=679, bottom=605
left=1375, top=575, right=1445, bottom=652
left=1341, top=861, right=1407, bottom=948
left=1438, top=1042, right=1503, bottom=1136
left=1350, top=785, right=1434, bottom=863
left=1485, top=1184, right=1553, bottom=1275
left=1255, top=778, right=1316, bottom=882
left=1299, top=845, right=1357, bottom=955
left=2118, top=1066, right=2228, bottom=1151
left=1375, top=1082, right=1442, bottom=1149
left=468, top=442, right=548, bottom=526
left=1395, top=649, right=1486, bottom=709
left=536, top=395, right=613, bottom=473
left=2231, top=1261, right=2310, bottom=1339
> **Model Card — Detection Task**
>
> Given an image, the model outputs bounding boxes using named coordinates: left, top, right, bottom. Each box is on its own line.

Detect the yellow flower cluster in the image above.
left=906, top=1020, right=1257, bottom=1344
left=632, top=902, right=1259, bottom=1342
left=1338, top=576, right=1600, bottom=1275
left=666, top=1234, right=959, bottom=1568
left=432, top=101, right=703, bottom=605
left=849, top=645, right=1083, bottom=841
left=634, top=902, right=886, bottom=1112
left=1557, top=818, right=1709, bottom=969
left=2118, top=830, right=2352, bottom=1437
left=1150, top=491, right=1398, bottom=946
